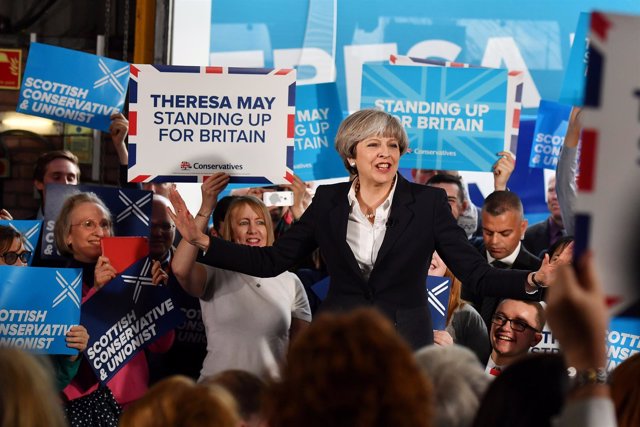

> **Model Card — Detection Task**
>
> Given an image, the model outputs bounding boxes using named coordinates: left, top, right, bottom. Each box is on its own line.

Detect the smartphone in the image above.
left=263, top=191, right=294, bottom=207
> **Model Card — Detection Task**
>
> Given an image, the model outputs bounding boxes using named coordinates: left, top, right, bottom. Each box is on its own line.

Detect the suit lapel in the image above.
left=328, top=184, right=363, bottom=278
left=373, top=175, right=414, bottom=269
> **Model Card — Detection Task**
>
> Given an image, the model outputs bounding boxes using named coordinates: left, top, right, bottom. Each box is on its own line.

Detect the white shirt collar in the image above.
left=347, top=175, right=398, bottom=213
left=486, top=241, right=522, bottom=266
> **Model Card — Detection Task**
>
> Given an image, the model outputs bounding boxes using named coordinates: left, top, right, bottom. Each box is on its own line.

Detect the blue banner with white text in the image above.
left=528, top=100, right=572, bottom=170
left=0, top=266, right=81, bottom=355
left=361, top=64, right=510, bottom=172
left=427, top=276, right=451, bottom=331
left=81, top=257, right=184, bottom=383
left=17, top=43, right=129, bottom=132
left=294, top=83, right=347, bottom=181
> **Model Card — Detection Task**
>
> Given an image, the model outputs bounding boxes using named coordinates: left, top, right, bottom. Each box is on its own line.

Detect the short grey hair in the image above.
left=54, top=192, right=113, bottom=257
left=334, top=109, right=408, bottom=175
left=414, top=345, right=489, bottom=427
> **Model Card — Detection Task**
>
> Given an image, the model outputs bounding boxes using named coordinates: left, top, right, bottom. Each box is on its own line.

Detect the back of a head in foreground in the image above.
left=415, top=345, right=490, bottom=427
left=119, top=375, right=240, bottom=427
left=471, top=353, right=568, bottom=427
left=265, top=308, right=433, bottom=427
left=610, top=353, right=640, bottom=427
left=202, top=369, right=266, bottom=422
left=0, top=347, right=67, bottom=427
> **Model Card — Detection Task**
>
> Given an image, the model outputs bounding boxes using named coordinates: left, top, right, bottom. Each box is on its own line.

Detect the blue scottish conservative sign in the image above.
left=361, top=63, right=515, bottom=171
left=17, top=43, right=129, bottom=132
left=0, top=220, right=42, bottom=266
left=0, top=266, right=82, bottom=355
left=528, top=100, right=572, bottom=170
left=293, top=83, right=347, bottom=181
left=81, top=257, right=184, bottom=383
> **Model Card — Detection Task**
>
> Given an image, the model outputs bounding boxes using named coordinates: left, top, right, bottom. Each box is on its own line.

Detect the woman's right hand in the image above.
left=94, top=256, right=117, bottom=290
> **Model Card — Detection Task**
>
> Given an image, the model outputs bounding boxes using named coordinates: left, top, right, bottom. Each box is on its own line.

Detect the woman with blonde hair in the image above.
left=0, top=347, right=67, bottom=427
left=171, top=176, right=311, bottom=380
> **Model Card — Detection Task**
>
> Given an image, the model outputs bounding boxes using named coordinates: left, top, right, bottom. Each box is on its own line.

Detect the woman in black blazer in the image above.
left=168, top=109, right=556, bottom=349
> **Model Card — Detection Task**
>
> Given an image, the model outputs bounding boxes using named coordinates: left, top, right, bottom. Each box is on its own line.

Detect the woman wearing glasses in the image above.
left=53, top=193, right=173, bottom=423
left=0, top=224, right=90, bottom=391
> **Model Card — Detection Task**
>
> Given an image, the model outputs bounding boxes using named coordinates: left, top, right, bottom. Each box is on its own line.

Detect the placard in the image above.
left=426, top=276, right=451, bottom=331
left=528, top=100, right=572, bottom=169
left=361, top=62, right=522, bottom=171
left=16, top=43, right=128, bottom=132
left=0, top=266, right=81, bottom=355
left=41, top=185, right=152, bottom=261
left=559, top=13, right=591, bottom=106
left=0, top=220, right=42, bottom=266
left=81, top=256, right=184, bottom=383
left=127, top=65, right=296, bottom=185
left=293, top=83, right=347, bottom=181
left=574, top=11, right=640, bottom=315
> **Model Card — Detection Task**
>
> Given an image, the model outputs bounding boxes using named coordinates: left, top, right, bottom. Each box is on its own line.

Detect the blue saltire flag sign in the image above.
left=81, top=256, right=184, bottom=383
left=0, top=220, right=42, bottom=266
left=528, top=100, right=572, bottom=170
left=293, top=83, right=347, bottom=181
left=0, top=265, right=81, bottom=355
left=361, top=63, right=519, bottom=172
left=426, top=276, right=451, bottom=331
left=17, top=42, right=129, bottom=132
left=41, top=184, right=152, bottom=261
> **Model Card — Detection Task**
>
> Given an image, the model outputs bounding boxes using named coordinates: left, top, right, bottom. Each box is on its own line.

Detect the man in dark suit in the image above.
left=468, top=191, right=542, bottom=330
left=523, top=176, right=565, bottom=257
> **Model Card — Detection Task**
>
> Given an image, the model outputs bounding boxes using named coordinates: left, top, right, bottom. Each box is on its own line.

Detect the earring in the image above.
left=350, top=162, right=356, bottom=167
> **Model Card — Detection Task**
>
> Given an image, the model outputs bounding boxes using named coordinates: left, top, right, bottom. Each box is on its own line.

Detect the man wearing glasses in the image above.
left=485, top=299, right=545, bottom=376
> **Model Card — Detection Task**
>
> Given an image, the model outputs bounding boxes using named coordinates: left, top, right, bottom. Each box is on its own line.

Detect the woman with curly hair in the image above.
left=264, top=308, right=433, bottom=427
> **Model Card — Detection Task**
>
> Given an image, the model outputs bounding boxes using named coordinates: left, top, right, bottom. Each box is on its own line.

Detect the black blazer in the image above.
left=201, top=175, right=533, bottom=349
left=468, top=241, right=542, bottom=329
left=523, top=219, right=552, bottom=258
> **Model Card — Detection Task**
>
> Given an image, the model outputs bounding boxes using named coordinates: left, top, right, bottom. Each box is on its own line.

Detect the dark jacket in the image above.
left=201, top=175, right=533, bottom=349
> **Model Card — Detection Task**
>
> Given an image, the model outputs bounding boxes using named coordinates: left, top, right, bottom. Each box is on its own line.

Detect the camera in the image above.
left=263, top=191, right=294, bottom=207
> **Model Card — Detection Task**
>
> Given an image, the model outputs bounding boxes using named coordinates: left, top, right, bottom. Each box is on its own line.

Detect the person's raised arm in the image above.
left=169, top=173, right=229, bottom=298
left=109, top=113, right=129, bottom=166
left=556, top=107, right=581, bottom=236
left=493, top=151, right=516, bottom=191
left=281, top=174, right=312, bottom=220
left=548, top=252, right=615, bottom=427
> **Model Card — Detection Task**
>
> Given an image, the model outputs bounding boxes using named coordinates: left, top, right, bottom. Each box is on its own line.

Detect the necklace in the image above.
left=355, top=176, right=396, bottom=220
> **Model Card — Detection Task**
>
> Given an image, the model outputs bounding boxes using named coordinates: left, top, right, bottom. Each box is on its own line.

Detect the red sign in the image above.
left=0, top=48, right=22, bottom=90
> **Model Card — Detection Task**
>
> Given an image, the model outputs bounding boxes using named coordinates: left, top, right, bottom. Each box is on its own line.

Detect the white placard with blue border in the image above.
left=426, top=276, right=451, bottom=331
left=0, top=266, right=81, bottom=355
left=361, top=63, right=518, bottom=172
left=41, top=184, right=152, bottom=261
left=0, top=220, right=42, bottom=266
left=16, top=42, right=129, bottom=132
left=528, top=100, right=572, bottom=170
left=293, top=83, right=347, bottom=181
left=127, top=65, right=296, bottom=185
left=82, top=256, right=184, bottom=383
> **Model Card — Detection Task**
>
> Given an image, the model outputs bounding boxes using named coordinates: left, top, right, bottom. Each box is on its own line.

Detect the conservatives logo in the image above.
left=180, top=161, right=192, bottom=170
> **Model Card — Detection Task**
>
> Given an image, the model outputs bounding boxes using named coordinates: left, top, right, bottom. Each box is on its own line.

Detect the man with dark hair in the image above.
left=523, top=176, right=565, bottom=257
left=468, top=191, right=542, bottom=329
left=485, top=299, right=544, bottom=375
left=32, top=150, right=81, bottom=218
left=426, top=174, right=468, bottom=220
